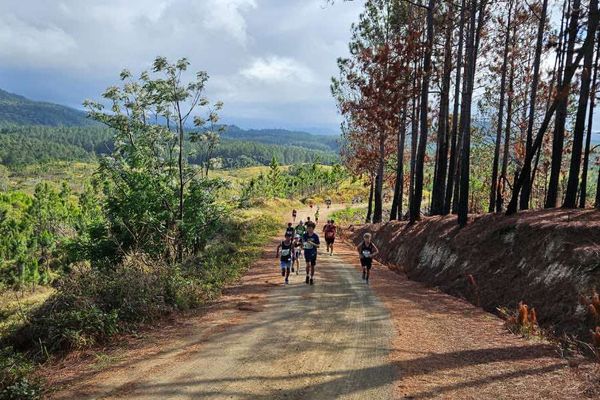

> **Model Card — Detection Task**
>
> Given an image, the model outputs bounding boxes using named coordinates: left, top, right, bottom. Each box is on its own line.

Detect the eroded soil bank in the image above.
left=345, top=209, right=600, bottom=339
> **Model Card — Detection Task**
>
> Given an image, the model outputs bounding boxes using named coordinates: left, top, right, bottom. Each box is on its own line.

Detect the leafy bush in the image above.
left=330, top=206, right=368, bottom=226
left=14, top=212, right=278, bottom=355
left=0, top=347, right=41, bottom=400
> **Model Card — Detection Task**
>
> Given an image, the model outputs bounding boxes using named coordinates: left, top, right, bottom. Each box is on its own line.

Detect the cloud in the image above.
left=0, top=0, right=364, bottom=133
left=240, top=56, right=315, bottom=83
left=0, top=13, right=77, bottom=65
left=202, top=0, right=257, bottom=45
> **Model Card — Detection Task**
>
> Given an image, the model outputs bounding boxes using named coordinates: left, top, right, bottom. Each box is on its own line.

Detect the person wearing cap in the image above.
left=277, top=232, right=294, bottom=284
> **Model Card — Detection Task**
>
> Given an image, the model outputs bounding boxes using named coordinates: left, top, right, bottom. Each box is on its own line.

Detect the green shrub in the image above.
left=0, top=347, right=41, bottom=400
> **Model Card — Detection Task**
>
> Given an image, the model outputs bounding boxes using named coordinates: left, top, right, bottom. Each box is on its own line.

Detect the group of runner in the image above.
left=277, top=207, right=379, bottom=285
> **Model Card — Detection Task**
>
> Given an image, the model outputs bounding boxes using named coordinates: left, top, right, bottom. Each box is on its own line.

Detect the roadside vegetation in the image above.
left=0, top=57, right=346, bottom=399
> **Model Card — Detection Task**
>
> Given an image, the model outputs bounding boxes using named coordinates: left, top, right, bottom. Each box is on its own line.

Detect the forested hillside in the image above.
left=0, top=125, right=338, bottom=167
left=0, top=89, right=93, bottom=127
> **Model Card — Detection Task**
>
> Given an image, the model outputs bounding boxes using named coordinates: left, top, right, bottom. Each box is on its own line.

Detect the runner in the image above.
left=314, top=207, right=320, bottom=225
left=295, top=220, right=306, bottom=237
left=293, top=234, right=303, bottom=274
left=302, top=221, right=320, bottom=285
left=326, top=198, right=332, bottom=209
left=292, top=209, right=297, bottom=223
left=323, top=219, right=337, bottom=256
left=276, top=232, right=294, bottom=284
left=285, top=222, right=295, bottom=237
left=357, top=233, right=379, bottom=284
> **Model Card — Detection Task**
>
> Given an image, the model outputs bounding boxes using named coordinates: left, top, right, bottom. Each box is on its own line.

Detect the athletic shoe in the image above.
left=310, top=278, right=314, bottom=285
left=285, top=278, right=289, bottom=284
left=305, top=275, right=310, bottom=284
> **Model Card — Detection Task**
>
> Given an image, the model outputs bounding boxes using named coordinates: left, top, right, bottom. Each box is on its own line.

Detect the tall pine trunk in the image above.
left=520, top=0, right=549, bottom=210
left=444, top=0, right=467, bottom=215
left=366, top=176, right=374, bottom=223
left=373, top=132, right=385, bottom=223
left=546, top=0, right=580, bottom=207
left=431, top=12, right=453, bottom=215
left=489, top=0, right=513, bottom=213
left=410, top=0, right=436, bottom=224
left=580, top=35, right=600, bottom=207
left=507, top=0, right=597, bottom=214
left=564, top=0, right=599, bottom=207
left=458, top=0, right=485, bottom=226
left=391, top=108, right=407, bottom=220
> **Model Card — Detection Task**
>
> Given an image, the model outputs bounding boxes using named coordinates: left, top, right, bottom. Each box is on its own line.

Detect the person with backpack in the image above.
left=357, top=233, right=379, bottom=284
left=277, top=232, right=294, bottom=284
left=323, top=219, right=337, bottom=256
left=302, top=221, right=320, bottom=285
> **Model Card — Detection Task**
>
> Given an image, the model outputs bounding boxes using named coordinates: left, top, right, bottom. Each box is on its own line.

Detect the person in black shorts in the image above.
left=277, top=232, right=294, bottom=284
left=323, top=219, right=337, bottom=256
left=302, top=221, right=320, bottom=285
left=357, top=233, right=379, bottom=284
left=292, top=209, right=297, bottom=223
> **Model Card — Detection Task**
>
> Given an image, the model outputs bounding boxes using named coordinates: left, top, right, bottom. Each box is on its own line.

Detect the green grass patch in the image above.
left=330, top=206, right=368, bottom=226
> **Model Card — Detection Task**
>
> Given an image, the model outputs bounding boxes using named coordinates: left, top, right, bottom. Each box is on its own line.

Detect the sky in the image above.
left=0, top=0, right=364, bottom=134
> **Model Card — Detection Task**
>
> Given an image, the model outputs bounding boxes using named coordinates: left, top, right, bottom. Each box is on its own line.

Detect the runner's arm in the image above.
left=276, top=243, right=281, bottom=258
left=371, top=243, right=380, bottom=257
left=356, top=242, right=364, bottom=257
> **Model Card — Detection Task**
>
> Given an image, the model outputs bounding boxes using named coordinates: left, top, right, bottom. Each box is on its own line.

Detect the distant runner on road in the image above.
left=292, top=209, right=297, bottom=223
left=323, top=219, right=337, bottom=256
left=314, top=207, right=320, bottom=225
left=277, top=232, right=294, bottom=284
left=285, top=222, right=295, bottom=238
left=293, top=234, right=302, bottom=274
left=302, top=221, right=320, bottom=285
left=357, top=233, right=379, bottom=284
left=295, top=220, right=306, bottom=237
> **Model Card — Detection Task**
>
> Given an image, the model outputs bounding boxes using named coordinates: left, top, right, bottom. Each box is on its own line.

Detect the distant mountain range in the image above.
left=0, top=89, right=94, bottom=127
left=0, top=88, right=340, bottom=167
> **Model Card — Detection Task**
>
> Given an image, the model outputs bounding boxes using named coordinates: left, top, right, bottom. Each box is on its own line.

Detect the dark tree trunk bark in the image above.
left=444, top=0, right=467, bottom=215
left=409, top=66, right=421, bottom=222
left=496, top=60, right=515, bottom=212
left=546, top=0, right=580, bottom=208
left=366, top=176, right=374, bottom=223
left=432, top=12, right=453, bottom=215
left=507, top=4, right=596, bottom=214
left=373, top=133, right=385, bottom=223
left=458, top=0, right=485, bottom=227
left=519, top=0, right=549, bottom=210
left=411, top=0, right=436, bottom=224
left=564, top=0, right=599, bottom=208
left=391, top=108, right=407, bottom=220
left=489, top=0, right=513, bottom=213
left=582, top=34, right=600, bottom=207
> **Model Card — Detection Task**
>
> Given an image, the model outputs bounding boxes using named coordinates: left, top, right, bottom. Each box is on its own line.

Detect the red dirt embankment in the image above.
left=345, top=209, right=600, bottom=339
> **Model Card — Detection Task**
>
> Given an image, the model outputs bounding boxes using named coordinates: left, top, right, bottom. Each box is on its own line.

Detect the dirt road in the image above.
left=46, top=208, right=591, bottom=399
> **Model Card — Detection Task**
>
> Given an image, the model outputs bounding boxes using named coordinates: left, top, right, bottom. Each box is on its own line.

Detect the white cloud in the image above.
left=240, top=56, right=315, bottom=83
left=0, top=0, right=364, bottom=132
left=202, top=0, right=257, bottom=45
left=0, top=13, right=77, bottom=65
